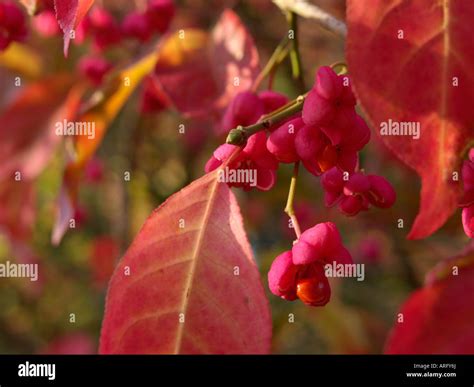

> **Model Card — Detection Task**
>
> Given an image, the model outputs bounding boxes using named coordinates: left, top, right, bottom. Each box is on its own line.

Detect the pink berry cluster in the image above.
left=0, top=1, right=28, bottom=51
left=78, top=56, right=113, bottom=86
left=122, top=0, right=175, bottom=43
left=460, top=148, right=474, bottom=238
left=220, top=90, right=289, bottom=134
left=268, top=67, right=370, bottom=175
left=205, top=66, right=397, bottom=307
left=321, top=167, right=396, bottom=216
left=268, top=222, right=352, bottom=306
left=31, top=0, right=59, bottom=37
left=18, top=1, right=176, bottom=107
left=205, top=90, right=289, bottom=191
left=79, top=1, right=175, bottom=104
left=81, top=0, right=175, bottom=50
left=28, top=1, right=175, bottom=89
left=206, top=66, right=396, bottom=209
left=80, top=7, right=122, bottom=49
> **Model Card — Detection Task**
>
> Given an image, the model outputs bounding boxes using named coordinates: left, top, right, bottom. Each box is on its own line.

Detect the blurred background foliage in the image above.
left=0, top=0, right=470, bottom=354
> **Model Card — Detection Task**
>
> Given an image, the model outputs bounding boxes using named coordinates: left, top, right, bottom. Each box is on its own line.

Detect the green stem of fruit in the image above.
left=284, top=12, right=304, bottom=239
left=287, top=11, right=304, bottom=87
left=226, top=93, right=307, bottom=146
left=284, top=161, right=302, bottom=239
left=253, top=37, right=290, bottom=91
left=268, top=44, right=292, bottom=89
left=330, top=61, right=348, bottom=75
left=460, top=139, right=474, bottom=159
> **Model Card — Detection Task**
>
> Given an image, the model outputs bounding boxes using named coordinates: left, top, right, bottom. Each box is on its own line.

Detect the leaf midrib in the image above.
left=173, top=172, right=220, bottom=353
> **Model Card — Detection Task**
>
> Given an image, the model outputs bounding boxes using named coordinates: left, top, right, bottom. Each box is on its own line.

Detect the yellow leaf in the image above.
left=74, top=52, right=159, bottom=164
left=156, top=29, right=209, bottom=68
left=0, top=43, right=42, bottom=78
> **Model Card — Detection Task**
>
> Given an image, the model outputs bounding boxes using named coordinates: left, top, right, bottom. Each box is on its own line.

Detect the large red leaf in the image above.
left=384, top=246, right=474, bottom=353
left=347, top=0, right=474, bottom=239
left=89, top=235, right=119, bottom=288
left=154, top=9, right=260, bottom=131
left=99, top=170, right=271, bottom=354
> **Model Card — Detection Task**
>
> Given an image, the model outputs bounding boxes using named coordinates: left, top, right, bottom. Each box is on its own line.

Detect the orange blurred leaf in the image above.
left=52, top=53, right=158, bottom=245
left=0, top=74, right=74, bottom=181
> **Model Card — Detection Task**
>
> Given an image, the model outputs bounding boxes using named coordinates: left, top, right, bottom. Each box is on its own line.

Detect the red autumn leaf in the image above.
left=154, top=9, right=260, bottom=129
left=99, top=170, right=271, bottom=354
left=347, top=0, right=474, bottom=239
left=0, top=74, right=74, bottom=181
left=384, top=246, right=474, bottom=353
left=54, top=0, right=94, bottom=57
left=0, top=179, right=35, bottom=242
left=90, top=235, right=119, bottom=287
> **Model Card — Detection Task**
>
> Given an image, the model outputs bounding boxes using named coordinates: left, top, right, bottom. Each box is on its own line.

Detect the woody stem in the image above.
left=225, top=93, right=307, bottom=146
left=253, top=37, right=290, bottom=91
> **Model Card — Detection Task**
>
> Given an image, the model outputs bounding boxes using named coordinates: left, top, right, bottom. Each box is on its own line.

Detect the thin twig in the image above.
left=253, top=37, right=291, bottom=91
left=273, top=0, right=347, bottom=38
left=226, top=94, right=307, bottom=146
left=286, top=11, right=304, bottom=86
